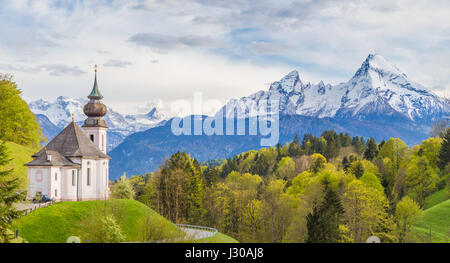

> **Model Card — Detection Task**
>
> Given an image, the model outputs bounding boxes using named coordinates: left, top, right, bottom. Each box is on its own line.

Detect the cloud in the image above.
left=0, top=64, right=42, bottom=74
left=41, top=64, right=86, bottom=76
left=128, top=32, right=225, bottom=53
left=0, top=63, right=86, bottom=77
left=251, top=41, right=284, bottom=55
left=1, top=0, right=449, bottom=107
left=104, top=60, right=133, bottom=68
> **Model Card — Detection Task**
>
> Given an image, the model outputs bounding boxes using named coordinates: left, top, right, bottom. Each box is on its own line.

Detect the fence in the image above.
left=175, top=224, right=218, bottom=239
left=22, top=201, right=55, bottom=216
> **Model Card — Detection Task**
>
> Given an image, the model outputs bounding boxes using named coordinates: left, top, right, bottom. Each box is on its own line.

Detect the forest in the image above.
left=115, top=127, right=450, bottom=243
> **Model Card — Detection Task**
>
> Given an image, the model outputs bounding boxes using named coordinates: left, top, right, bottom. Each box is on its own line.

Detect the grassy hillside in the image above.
left=423, top=188, right=449, bottom=210
left=414, top=199, right=450, bottom=242
left=13, top=199, right=183, bottom=243
left=1, top=141, right=35, bottom=190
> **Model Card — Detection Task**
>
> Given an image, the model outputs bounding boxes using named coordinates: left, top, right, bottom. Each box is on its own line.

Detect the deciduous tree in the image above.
left=395, top=196, right=422, bottom=243
left=0, top=75, right=43, bottom=148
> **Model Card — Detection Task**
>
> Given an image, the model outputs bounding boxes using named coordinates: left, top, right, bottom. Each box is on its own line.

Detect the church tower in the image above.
left=82, top=65, right=108, bottom=154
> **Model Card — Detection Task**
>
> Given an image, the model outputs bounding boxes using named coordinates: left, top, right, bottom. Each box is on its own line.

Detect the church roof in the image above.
left=26, top=122, right=110, bottom=166
left=25, top=150, right=80, bottom=168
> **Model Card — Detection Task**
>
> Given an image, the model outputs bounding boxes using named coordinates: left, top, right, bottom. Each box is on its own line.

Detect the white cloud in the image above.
left=103, top=60, right=133, bottom=68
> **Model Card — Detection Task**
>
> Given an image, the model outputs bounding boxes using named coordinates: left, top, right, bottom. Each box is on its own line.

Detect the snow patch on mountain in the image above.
left=222, top=54, right=449, bottom=122
left=29, top=96, right=167, bottom=134
left=29, top=96, right=169, bottom=150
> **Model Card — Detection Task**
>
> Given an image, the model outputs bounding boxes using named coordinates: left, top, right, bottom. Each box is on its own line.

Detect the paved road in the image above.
left=180, top=227, right=215, bottom=240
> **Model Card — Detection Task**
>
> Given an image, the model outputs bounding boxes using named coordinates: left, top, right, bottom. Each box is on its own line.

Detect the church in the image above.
left=26, top=66, right=110, bottom=201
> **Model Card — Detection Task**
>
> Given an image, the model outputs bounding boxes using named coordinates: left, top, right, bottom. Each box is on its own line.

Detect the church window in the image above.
left=55, top=172, right=58, bottom=181
left=72, top=170, right=76, bottom=186
left=90, top=134, right=94, bottom=142
left=87, top=168, right=91, bottom=186
left=55, top=189, right=58, bottom=197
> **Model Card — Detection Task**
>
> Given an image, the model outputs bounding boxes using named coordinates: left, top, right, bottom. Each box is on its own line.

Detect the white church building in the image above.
left=26, top=66, right=111, bottom=201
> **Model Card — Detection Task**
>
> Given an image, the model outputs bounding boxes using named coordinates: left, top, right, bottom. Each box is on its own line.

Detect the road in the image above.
left=179, top=227, right=215, bottom=240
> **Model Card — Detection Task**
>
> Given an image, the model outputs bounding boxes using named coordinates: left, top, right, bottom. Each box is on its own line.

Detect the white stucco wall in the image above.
left=49, top=167, right=61, bottom=200
left=27, top=167, right=51, bottom=200
left=77, top=158, right=109, bottom=200
left=60, top=168, right=79, bottom=201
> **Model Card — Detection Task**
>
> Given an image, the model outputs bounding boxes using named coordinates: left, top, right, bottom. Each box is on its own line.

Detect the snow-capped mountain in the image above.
left=108, top=54, right=449, bottom=178
left=223, top=54, right=449, bottom=122
left=29, top=96, right=168, bottom=150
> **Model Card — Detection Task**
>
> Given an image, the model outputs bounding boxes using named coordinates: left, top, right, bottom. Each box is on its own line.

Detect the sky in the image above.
left=1, top=0, right=450, bottom=114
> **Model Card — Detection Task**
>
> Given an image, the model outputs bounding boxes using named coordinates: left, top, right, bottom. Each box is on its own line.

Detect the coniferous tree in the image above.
left=305, top=202, right=321, bottom=242
left=221, top=157, right=239, bottom=178
left=364, top=138, right=379, bottom=161
left=322, top=130, right=340, bottom=159
left=204, top=167, right=219, bottom=186
left=249, top=153, right=269, bottom=176
left=342, top=156, right=350, bottom=172
left=306, top=186, right=344, bottom=243
left=379, top=139, right=386, bottom=150
left=0, top=141, right=25, bottom=242
left=340, top=133, right=352, bottom=147
left=353, top=161, right=365, bottom=179
left=288, top=135, right=302, bottom=157
left=437, top=128, right=450, bottom=170
left=276, top=143, right=283, bottom=162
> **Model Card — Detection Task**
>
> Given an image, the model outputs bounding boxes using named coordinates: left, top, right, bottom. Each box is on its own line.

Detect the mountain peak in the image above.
left=284, top=70, right=299, bottom=79
left=354, top=54, right=405, bottom=79
left=227, top=54, right=449, bottom=122
left=269, top=70, right=302, bottom=93
left=56, top=95, right=70, bottom=101
left=367, top=54, right=403, bottom=74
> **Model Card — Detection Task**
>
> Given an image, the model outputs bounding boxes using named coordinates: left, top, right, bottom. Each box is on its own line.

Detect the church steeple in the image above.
left=88, top=64, right=103, bottom=100
left=83, top=65, right=107, bottom=121
left=82, top=64, right=108, bottom=154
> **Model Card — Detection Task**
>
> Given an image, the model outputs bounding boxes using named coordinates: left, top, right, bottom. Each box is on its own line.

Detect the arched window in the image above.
left=72, top=170, right=76, bottom=186
left=87, top=168, right=91, bottom=186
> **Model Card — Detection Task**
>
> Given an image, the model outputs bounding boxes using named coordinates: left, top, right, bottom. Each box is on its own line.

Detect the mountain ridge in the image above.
left=223, top=54, right=448, bottom=122
left=29, top=96, right=168, bottom=150
left=108, top=54, right=449, bottom=179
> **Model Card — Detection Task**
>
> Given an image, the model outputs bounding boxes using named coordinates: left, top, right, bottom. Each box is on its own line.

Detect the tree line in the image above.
left=118, top=128, right=449, bottom=243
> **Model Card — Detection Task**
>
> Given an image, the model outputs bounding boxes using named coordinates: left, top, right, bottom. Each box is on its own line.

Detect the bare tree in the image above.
left=430, top=120, right=448, bottom=138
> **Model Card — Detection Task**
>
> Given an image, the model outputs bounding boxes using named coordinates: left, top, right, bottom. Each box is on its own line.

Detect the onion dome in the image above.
left=83, top=65, right=108, bottom=127
left=83, top=101, right=107, bottom=117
